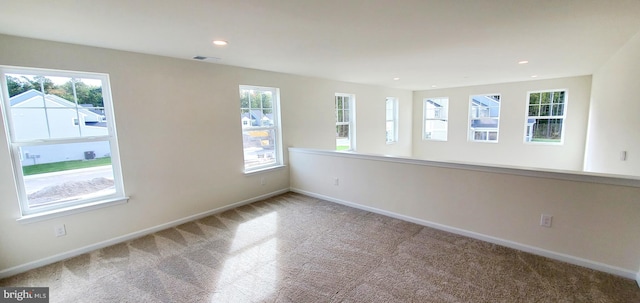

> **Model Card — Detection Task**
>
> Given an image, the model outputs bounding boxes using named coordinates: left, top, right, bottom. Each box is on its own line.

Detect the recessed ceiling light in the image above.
left=393, top=77, right=400, bottom=81
left=518, top=60, right=529, bottom=64
left=531, top=75, right=538, bottom=78
left=431, top=85, right=437, bottom=88
left=212, top=40, right=228, bottom=46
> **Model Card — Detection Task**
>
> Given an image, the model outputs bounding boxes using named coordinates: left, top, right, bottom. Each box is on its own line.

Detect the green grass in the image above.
left=336, top=145, right=350, bottom=151
left=23, top=157, right=111, bottom=176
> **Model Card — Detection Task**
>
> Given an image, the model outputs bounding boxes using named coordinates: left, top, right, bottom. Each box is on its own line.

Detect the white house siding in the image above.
left=12, top=93, right=106, bottom=140
left=10, top=91, right=110, bottom=165
left=20, top=141, right=111, bottom=166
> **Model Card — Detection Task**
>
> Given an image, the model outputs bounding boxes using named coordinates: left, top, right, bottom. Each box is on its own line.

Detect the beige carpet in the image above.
left=1, top=192, right=639, bottom=302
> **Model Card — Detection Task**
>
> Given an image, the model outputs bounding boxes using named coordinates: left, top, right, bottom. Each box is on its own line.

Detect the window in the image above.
left=335, top=93, right=355, bottom=151
left=240, top=85, right=282, bottom=172
left=423, top=97, right=449, bottom=141
left=525, top=90, right=566, bottom=143
left=385, top=97, right=398, bottom=144
left=0, top=66, right=126, bottom=218
left=469, top=94, right=501, bottom=142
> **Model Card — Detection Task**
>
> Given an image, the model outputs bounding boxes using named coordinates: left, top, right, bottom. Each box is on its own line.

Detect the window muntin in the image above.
left=240, top=85, right=282, bottom=172
left=385, top=97, right=398, bottom=144
left=336, top=93, right=355, bottom=151
left=1, top=67, right=125, bottom=216
left=423, top=97, right=448, bottom=141
left=525, top=90, right=566, bottom=143
left=469, top=94, right=501, bottom=142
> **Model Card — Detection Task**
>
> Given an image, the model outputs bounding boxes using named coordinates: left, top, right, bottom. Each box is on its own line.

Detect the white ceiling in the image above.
left=1, top=0, right=639, bottom=90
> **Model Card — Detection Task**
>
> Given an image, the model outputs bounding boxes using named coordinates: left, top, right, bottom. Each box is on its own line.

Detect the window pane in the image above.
left=240, top=91, right=250, bottom=108
left=44, top=76, right=75, bottom=102
left=242, top=129, right=277, bottom=169
left=239, top=86, right=281, bottom=171
left=7, top=76, right=109, bottom=140
left=343, top=109, right=350, bottom=122
left=75, top=78, right=104, bottom=107
left=532, top=118, right=563, bottom=142
left=529, top=93, right=540, bottom=105
left=425, top=97, right=449, bottom=141
left=20, top=141, right=115, bottom=208
left=11, top=108, right=51, bottom=141
left=425, top=108, right=435, bottom=119
left=556, top=91, right=565, bottom=103
left=3, top=68, right=124, bottom=217
left=489, top=106, right=500, bottom=118
left=540, top=105, right=551, bottom=116
left=386, top=121, right=394, bottom=142
left=6, top=74, right=42, bottom=98
left=541, top=92, right=551, bottom=104
left=474, top=131, right=487, bottom=141
left=552, top=104, right=564, bottom=116
left=385, top=98, right=397, bottom=143
left=526, top=90, right=566, bottom=143
left=552, top=91, right=566, bottom=104
left=336, top=125, right=350, bottom=150
left=47, top=107, right=83, bottom=138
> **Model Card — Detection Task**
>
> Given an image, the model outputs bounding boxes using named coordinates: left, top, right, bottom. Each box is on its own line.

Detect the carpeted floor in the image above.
left=1, top=192, right=639, bottom=302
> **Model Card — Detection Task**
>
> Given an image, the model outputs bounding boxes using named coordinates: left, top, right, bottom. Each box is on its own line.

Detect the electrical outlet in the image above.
left=540, top=214, right=552, bottom=228
left=333, top=177, right=339, bottom=186
left=260, top=177, right=266, bottom=186
left=54, top=224, right=66, bottom=237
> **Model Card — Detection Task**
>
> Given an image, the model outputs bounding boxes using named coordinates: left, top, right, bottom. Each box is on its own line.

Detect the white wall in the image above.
left=585, top=30, right=640, bottom=176
left=0, top=34, right=411, bottom=273
left=289, top=148, right=640, bottom=277
left=413, top=76, right=592, bottom=171
left=280, top=75, right=413, bottom=156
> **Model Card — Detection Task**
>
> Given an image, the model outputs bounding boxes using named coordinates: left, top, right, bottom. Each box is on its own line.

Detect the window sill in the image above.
left=244, top=164, right=286, bottom=175
left=524, top=141, right=564, bottom=146
left=17, top=196, right=129, bottom=224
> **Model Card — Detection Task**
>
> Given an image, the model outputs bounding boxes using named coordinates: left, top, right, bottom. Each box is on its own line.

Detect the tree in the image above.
left=58, top=80, right=104, bottom=107
left=6, top=76, right=36, bottom=97
left=5, top=75, right=103, bottom=107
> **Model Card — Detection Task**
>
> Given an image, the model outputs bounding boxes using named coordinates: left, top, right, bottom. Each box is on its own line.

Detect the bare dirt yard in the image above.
left=28, top=177, right=114, bottom=205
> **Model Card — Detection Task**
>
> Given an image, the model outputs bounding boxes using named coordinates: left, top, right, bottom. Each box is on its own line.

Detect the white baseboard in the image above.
left=290, top=187, right=638, bottom=280
left=0, top=189, right=289, bottom=279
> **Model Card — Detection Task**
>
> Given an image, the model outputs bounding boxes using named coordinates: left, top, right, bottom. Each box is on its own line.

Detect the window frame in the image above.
left=0, top=66, right=127, bottom=220
left=385, top=97, right=398, bottom=144
left=239, top=85, right=283, bottom=173
left=423, top=97, right=449, bottom=141
left=335, top=93, right=356, bottom=151
left=524, top=89, right=567, bottom=145
left=468, top=94, right=501, bottom=143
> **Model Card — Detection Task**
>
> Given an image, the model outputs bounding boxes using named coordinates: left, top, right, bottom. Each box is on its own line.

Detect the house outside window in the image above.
left=469, top=94, right=501, bottom=142
left=240, top=85, right=282, bottom=172
left=0, top=66, right=126, bottom=218
left=525, top=90, right=567, bottom=144
left=385, top=97, right=398, bottom=144
left=336, top=93, right=355, bottom=151
left=423, top=97, right=449, bottom=141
